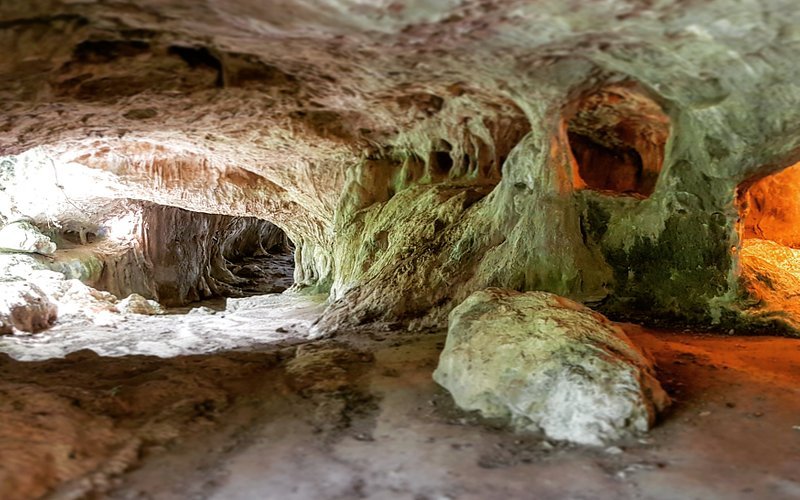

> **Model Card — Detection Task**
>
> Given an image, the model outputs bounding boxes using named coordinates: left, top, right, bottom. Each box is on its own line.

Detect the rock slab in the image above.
left=0, top=281, right=58, bottom=334
left=433, top=288, right=669, bottom=445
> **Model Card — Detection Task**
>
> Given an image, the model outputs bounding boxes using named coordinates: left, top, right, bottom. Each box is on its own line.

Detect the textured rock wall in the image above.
left=2, top=1, right=800, bottom=332
left=740, top=162, right=800, bottom=248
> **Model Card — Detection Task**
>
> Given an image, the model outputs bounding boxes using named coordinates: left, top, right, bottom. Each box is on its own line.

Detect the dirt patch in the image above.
left=1, top=326, right=799, bottom=499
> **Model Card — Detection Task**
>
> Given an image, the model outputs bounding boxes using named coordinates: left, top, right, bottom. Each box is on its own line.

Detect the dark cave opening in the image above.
left=565, top=83, right=670, bottom=197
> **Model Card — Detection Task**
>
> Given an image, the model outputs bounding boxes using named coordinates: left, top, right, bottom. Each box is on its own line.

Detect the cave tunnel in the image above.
left=1, top=1, right=800, bottom=499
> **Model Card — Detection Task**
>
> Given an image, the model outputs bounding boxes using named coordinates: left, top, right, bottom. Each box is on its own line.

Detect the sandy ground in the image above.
left=1, top=300, right=799, bottom=500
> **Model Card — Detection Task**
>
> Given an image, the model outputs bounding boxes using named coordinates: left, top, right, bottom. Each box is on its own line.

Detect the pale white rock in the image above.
left=0, top=221, right=56, bottom=255
left=0, top=281, right=58, bottom=334
left=433, top=288, right=670, bottom=446
left=0, top=253, right=49, bottom=280
left=117, top=294, right=165, bottom=315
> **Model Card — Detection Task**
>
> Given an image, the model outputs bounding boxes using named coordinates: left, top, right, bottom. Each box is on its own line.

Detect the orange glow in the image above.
left=740, top=161, right=800, bottom=247
left=738, top=162, right=800, bottom=325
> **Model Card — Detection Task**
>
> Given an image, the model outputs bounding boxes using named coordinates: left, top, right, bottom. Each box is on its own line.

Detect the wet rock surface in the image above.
left=434, top=289, right=670, bottom=445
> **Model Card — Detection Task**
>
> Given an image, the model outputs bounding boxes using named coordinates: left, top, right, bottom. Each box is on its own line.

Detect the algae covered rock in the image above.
left=0, top=281, right=58, bottom=334
left=0, top=221, right=56, bottom=255
left=433, top=288, right=669, bottom=445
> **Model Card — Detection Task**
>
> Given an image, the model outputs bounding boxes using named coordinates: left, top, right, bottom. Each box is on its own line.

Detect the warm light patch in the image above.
left=738, top=162, right=800, bottom=327
left=740, top=161, right=800, bottom=247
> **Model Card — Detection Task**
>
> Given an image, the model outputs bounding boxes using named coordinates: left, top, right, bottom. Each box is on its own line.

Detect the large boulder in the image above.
left=433, top=288, right=669, bottom=446
left=0, top=281, right=58, bottom=334
left=0, top=221, right=56, bottom=255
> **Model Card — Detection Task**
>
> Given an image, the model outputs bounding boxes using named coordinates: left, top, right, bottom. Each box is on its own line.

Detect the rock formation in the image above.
left=434, top=289, right=669, bottom=445
left=1, top=3, right=800, bottom=495
left=2, top=0, right=798, bottom=333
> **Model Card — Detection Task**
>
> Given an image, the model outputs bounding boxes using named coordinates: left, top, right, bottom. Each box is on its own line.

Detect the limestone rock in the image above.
left=433, top=289, right=670, bottom=446
left=31, top=275, right=122, bottom=325
left=0, top=281, right=58, bottom=334
left=1, top=0, right=800, bottom=332
left=0, top=253, right=49, bottom=280
left=117, top=294, right=165, bottom=315
left=0, top=221, right=56, bottom=255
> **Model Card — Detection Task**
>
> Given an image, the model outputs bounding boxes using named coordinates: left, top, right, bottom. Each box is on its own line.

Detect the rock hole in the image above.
left=74, top=40, right=150, bottom=64
left=168, top=45, right=224, bottom=87
left=430, top=151, right=454, bottom=176
left=566, top=83, right=670, bottom=198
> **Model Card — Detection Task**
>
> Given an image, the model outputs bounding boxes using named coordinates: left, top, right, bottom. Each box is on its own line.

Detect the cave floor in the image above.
left=0, top=292, right=326, bottom=361
left=1, top=308, right=799, bottom=500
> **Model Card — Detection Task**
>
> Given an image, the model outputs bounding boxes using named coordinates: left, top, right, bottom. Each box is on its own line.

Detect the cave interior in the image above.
left=1, top=1, right=799, bottom=499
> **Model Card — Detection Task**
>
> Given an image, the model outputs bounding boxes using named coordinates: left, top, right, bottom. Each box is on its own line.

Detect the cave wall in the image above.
left=740, top=162, right=800, bottom=248
left=2, top=1, right=800, bottom=332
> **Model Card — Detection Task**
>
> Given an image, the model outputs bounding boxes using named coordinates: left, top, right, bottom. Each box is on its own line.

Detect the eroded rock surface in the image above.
left=0, top=281, right=58, bottom=334
left=2, top=0, right=799, bottom=331
left=434, top=289, right=670, bottom=445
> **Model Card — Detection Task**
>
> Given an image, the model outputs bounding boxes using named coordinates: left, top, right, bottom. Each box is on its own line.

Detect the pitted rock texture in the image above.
left=0, top=281, right=58, bottom=334
left=433, top=289, right=670, bottom=446
left=1, top=1, right=800, bottom=331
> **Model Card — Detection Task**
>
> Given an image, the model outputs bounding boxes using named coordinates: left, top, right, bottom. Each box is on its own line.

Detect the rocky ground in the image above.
left=1, top=296, right=798, bottom=500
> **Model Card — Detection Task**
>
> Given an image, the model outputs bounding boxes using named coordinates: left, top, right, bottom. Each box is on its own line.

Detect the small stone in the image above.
left=699, top=411, right=711, bottom=417
left=117, top=294, right=164, bottom=315
left=187, top=306, right=216, bottom=315
left=605, top=446, right=624, bottom=455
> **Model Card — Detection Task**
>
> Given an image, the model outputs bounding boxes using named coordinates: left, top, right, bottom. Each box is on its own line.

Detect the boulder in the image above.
left=117, top=293, right=165, bottom=315
left=433, top=288, right=670, bottom=446
left=0, top=221, right=57, bottom=255
left=0, top=281, right=58, bottom=334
